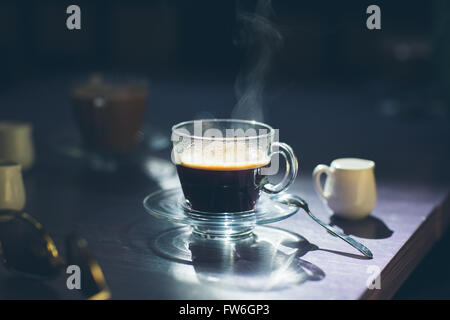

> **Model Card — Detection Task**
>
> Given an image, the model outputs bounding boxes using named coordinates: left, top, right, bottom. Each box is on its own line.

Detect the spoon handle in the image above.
left=304, top=210, right=373, bottom=258
left=272, top=194, right=373, bottom=259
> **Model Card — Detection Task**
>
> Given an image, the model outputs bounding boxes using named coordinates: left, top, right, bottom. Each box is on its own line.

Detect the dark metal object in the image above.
left=66, top=235, right=110, bottom=300
left=0, top=211, right=65, bottom=277
left=0, top=210, right=110, bottom=299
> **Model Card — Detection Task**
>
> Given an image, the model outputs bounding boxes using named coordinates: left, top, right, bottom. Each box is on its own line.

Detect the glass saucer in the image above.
left=143, top=188, right=299, bottom=239
left=152, top=226, right=325, bottom=291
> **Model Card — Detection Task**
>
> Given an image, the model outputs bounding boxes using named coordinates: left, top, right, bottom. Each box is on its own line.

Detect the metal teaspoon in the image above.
left=272, top=193, right=373, bottom=259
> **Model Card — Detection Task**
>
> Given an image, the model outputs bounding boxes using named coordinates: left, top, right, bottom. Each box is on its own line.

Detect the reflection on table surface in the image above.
left=0, top=78, right=449, bottom=299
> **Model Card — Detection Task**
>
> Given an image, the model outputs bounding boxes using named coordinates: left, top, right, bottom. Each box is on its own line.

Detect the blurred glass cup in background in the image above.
left=0, top=122, right=35, bottom=170
left=70, top=74, right=149, bottom=170
left=0, top=162, right=25, bottom=211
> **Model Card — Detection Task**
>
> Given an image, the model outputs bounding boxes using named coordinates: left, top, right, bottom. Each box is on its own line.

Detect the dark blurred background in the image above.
left=0, top=0, right=449, bottom=182
left=0, top=0, right=446, bottom=84
left=0, top=0, right=450, bottom=169
left=0, top=0, right=449, bottom=299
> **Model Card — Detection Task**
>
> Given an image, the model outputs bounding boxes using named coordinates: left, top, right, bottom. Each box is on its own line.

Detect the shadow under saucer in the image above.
left=330, top=214, right=393, bottom=239
left=151, top=226, right=325, bottom=291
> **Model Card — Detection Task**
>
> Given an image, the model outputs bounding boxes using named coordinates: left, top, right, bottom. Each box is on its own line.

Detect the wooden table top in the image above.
left=0, top=78, right=449, bottom=299
left=1, top=167, right=448, bottom=299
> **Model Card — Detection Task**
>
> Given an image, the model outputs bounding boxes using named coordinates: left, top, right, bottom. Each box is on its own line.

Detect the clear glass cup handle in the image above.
left=261, top=142, right=298, bottom=194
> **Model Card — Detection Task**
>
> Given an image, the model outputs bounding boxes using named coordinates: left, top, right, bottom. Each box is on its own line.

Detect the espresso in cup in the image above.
left=177, top=142, right=270, bottom=213
left=172, top=119, right=298, bottom=214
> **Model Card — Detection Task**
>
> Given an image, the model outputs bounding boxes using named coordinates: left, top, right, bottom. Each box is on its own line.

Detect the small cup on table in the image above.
left=313, top=158, right=377, bottom=220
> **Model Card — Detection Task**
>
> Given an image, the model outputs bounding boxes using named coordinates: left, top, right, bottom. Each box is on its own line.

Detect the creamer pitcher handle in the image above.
left=312, top=164, right=333, bottom=200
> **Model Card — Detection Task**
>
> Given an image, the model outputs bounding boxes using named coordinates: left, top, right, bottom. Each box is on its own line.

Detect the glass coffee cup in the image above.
left=70, top=74, right=149, bottom=171
left=171, top=119, right=298, bottom=213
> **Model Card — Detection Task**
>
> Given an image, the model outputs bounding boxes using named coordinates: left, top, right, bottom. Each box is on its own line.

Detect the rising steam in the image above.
left=232, top=0, right=283, bottom=121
